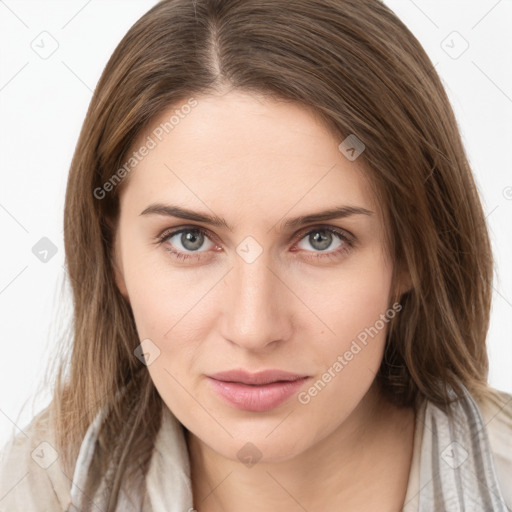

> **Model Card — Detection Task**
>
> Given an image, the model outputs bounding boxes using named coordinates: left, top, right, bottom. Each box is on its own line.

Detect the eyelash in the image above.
left=153, top=225, right=354, bottom=263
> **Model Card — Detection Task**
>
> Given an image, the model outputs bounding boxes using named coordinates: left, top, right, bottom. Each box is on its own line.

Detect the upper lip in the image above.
left=208, top=369, right=309, bottom=385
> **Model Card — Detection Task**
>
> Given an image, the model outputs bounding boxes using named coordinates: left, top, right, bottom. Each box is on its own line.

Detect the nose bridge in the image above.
left=221, top=251, right=288, bottom=350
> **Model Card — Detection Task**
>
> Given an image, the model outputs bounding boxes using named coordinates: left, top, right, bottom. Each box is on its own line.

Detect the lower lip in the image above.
left=207, top=377, right=309, bottom=412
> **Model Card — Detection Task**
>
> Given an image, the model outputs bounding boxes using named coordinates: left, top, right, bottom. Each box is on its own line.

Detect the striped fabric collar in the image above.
left=69, top=384, right=509, bottom=511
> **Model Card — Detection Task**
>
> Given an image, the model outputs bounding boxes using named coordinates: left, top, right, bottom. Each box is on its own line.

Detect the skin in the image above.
left=112, top=90, right=415, bottom=512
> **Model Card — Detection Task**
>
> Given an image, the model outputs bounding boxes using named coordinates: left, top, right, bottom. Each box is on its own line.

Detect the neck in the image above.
left=185, top=382, right=415, bottom=512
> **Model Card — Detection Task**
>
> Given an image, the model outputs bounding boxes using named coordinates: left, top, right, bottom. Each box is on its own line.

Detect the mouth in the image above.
left=229, top=379, right=302, bottom=386
left=208, top=369, right=309, bottom=386
left=206, top=369, right=310, bottom=412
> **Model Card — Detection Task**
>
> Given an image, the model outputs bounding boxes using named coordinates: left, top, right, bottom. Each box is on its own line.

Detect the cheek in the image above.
left=123, top=256, right=216, bottom=387
left=296, top=298, right=393, bottom=438
left=125, top=273, right=169, bottom=339
left=121, top=242, right=209, bottom=338
left=126, top=268, right=205, bottom=416
left=300, top=253, right=393, bottom=402
left=330, top=271, right=393, bottom=343
left=300, top=245, right=393, bottom=343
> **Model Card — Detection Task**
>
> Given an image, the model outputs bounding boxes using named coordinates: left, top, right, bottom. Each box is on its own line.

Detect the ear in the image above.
left=112, top=256, right=130, bottom=302
left=107, top=216, right=130, bottom=303
left=394, top=265, right=413, bottom=302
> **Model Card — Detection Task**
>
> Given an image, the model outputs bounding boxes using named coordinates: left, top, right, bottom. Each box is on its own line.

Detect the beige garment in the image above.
left=1, top=387, right=511, bottom=511
left=0, top=404, right=72, bottom=511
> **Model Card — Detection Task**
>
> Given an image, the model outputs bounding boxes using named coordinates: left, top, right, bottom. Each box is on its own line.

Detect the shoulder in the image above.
left=0, top=406, right=72, bottom=511
left=475, top=387, right=512, bottom=508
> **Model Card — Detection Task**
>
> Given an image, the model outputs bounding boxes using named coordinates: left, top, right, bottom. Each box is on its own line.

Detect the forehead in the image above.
left=118, top=91, right=377, bottom=222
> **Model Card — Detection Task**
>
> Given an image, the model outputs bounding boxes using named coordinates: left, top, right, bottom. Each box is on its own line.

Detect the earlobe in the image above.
left=398, top=275, right=413, bottom=299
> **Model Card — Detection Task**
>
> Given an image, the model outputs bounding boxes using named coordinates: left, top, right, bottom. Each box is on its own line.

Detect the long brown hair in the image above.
left=49, top=0, right=494, bottom=507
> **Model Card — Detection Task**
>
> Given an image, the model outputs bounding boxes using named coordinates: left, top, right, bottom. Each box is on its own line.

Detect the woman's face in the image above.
left=113, top=90, right=399, bottom=463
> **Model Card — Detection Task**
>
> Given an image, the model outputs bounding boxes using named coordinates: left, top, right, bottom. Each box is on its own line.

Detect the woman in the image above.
left=1, top=0, right=511, bottom=510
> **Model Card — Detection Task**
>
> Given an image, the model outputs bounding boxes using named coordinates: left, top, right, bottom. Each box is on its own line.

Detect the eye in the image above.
left=154, top=225, right=354, bottom=262
left=292, top=226, right=353, bottom=261
left=156, top=227, right=218, bottom=261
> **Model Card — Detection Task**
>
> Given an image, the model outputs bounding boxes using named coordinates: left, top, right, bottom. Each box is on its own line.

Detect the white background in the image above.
left=0, top=0, right=511, bottom=449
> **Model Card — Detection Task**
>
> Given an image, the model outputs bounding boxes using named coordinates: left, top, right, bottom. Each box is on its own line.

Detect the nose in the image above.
left=219, top=253, right=293, bottom=352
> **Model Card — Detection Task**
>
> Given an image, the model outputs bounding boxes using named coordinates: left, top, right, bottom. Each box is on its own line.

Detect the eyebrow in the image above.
left=139, top=203, right=373, bottom=231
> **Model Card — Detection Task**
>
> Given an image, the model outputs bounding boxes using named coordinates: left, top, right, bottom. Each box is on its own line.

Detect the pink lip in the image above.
left=207, top=369, right=310, bottom=412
